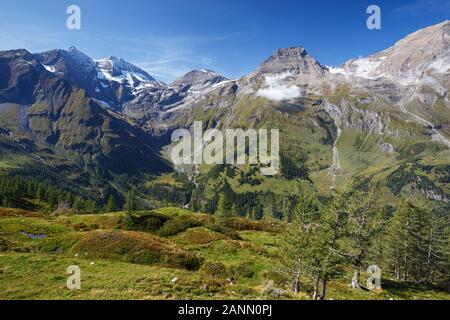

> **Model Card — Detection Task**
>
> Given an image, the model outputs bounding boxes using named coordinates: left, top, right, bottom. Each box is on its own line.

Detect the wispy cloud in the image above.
left=0, top=22, right=238, bottom=82
left=0, top=25, right=63, bottom=52
left=395, top=0, right=450, bottom=16
left=84, top=33, right=241, bottom=82
left=117, top=35, right=220, bottom=82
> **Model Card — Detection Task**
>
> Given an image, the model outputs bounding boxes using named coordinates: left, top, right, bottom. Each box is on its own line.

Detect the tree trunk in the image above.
left=292, top=270, right=301, bottom=293
left=404, top=225, right=409, bottom=281
left=352, top=269, right=361, bottom=288
left=312, top=275, right=320, bottom=300
left=427, top=227, right=433, bottom=282
left=319, top=276, right=328, bottom=300
left=395, top=263, right=400, bottom=280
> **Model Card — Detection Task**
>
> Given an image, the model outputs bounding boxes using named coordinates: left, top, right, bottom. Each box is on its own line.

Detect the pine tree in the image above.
left=277, top=184, right=353, bottom=300
left=309, top=184, right=352, bottom=299
left=36, top=187, right=45, bottom=201
left=216, top=192, right=228, bottom=221
left=85, top=199, right=97, bottom=213
left=385, top=199, right=411, bottom=281
left=426, top=208, right=449, bottom=285
left=278, top=192, right=318, bottom=293
left=124, top=188, right=136, bottom=215
left=73, top=196, right=83, bottom=214
left=215, top=180, right=233, bottom=221
left=230, top=203, right=238, bottom=217
left=65, top=191, right=74, bottom=205
left=104, top=195, right=116, bottom=213
left=47, top=189, right=58, bottom=207
left=2, top=196, right=9, bottom=208
left=254, top=204, right=264, bottom=220
left=384, top=200, right=449, bottom=284
left=346, top=190, right=383, bottom=288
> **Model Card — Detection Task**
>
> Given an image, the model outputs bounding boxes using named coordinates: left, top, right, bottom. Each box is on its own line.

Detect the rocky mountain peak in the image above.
left=272, top=46, right=308, bottom=58
left=67, top=45, right=83, bottom=54
left=246, top=46, right=326, bottom=87
left=258, top=46, right=324, bottom=71
left=96, top=56, right=156, bottom=83
left=171, top=69, right=227, bottom=91
left=336, top=20, right=449, bottom=85
left=36, top=47, right=98, bottom=79
left=64, top=46, right=96, bottom=69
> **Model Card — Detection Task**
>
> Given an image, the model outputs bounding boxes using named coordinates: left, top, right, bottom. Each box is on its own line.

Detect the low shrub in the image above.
left=213, top=240, right=241, bottom=254
left=174, top=228, right=225, bottom=245
left=201, top=261, right=228, bottom=277
left=72, top=230, right=202, bottom=270
left=250, top=244, right=269, bottom=256
left=223, top=217, right=282, bottom=233
left=0, top=208, right=45, bottom=218
left=0, top=236, right=9, bottom=252
left=206, top=224, right=241, bottom=240
left=262, top=270, right=289, bottom=286
left=157, top=216, right=201, bottom=237
left=39, top=233, right=82, bottom=253
left=122, top=212, right=169, bottom=233
left=72, top=223, right=91, bottom=231
left=201, top=278, right=226, bottom=293
left=230, top=263, right=255, bottom=278
left=89, top=223, right=100, bottom=230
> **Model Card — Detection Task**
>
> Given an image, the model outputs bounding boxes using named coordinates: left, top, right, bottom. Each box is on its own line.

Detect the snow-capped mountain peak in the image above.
left=171, top=69, right=227, bottom=92
left=246, top=46, right=327, bottom=87
left=95, top=56, right=156, bottom=84
left=336, top=20, right=450, bottom=85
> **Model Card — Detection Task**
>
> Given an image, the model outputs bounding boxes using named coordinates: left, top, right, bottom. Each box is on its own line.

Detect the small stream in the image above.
left=330, top=123, right=342, bottom=190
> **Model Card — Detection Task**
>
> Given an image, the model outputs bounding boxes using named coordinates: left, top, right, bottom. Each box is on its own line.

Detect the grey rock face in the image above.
left=36, top=46, right=102, bottom=97
left=171, top=69, right=227, bottom=92
left=2, top=21, right=449, bottom=149
left=0, top=49, right=70, bottom=106
left=329, top=20, right=449, bottom=88
left=36, top=47, right=169, bottom=112
left=257, top=47, right=326, bottom=78
left=0, top=48, right=170, bottom=177
left=244, top=47, right=327, bottom=89
left=96, top=56, right=156, bottom=82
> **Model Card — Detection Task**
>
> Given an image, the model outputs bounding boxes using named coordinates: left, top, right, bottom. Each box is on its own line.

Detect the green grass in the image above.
left=1, top=209, right=449, bottom=300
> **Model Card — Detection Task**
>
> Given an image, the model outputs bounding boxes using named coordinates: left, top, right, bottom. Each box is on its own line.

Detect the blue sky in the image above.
left=0, top=0, right=448, bottom=82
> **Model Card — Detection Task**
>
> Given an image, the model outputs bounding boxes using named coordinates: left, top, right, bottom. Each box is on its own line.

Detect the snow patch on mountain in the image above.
left=95, top=57, right=156, bottom=85
left=351, top=59, right=381, bottom=79
left=42, top=64, right=56, bottom=73
left=327, top=66, right=346, bottom=75
left=212, top=79, right=237, bottom=88
left=428, top=58, right=450, bottom=74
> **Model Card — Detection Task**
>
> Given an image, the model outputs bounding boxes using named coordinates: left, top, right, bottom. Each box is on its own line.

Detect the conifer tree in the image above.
left=346, top=190, right=382, bottom=288
left=124, top=188, right=137, bottom=216
left=385, top=199, right=412, bottom=281
left=230, top=203, right=238, bottom=217
left=278, top=192, right=318, bottom=293
left=73, top=196, right=83, bottom=214
left=384, top=200, right=449, bottom=284
left=104, top=195, right=116, bottom=213
left=216, top=193, right=228, bottom=222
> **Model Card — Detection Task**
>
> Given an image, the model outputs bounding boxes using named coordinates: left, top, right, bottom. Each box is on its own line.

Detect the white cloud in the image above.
left=256, top=73, right=301, bottom=101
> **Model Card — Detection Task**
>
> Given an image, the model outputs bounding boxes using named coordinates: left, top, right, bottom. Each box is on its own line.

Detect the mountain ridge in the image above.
left=0, top=20, right=449, bottom=208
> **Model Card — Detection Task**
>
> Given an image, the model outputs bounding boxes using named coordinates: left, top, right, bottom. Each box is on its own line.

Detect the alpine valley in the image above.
left=0, top=20, right=449, bottom=300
